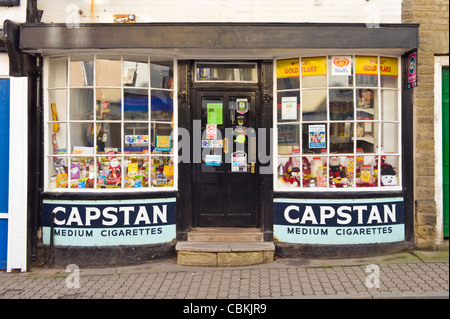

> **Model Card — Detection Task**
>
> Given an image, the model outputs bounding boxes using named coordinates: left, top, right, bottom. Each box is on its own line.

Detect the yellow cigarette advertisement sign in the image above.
left=355, top=56, right=398, bottom=77
left=301, top=57, right=327, bottom=77
left=380, top=57, right=398, bottom=77
left=355, top=56, right=378, bottom=75
left=277, top=58, right=299, bottom=78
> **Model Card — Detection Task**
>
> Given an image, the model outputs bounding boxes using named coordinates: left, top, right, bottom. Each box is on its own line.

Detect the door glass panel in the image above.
left=229, top=97, right=253, bottom=173
left=202, top=97, right=224, bottom=172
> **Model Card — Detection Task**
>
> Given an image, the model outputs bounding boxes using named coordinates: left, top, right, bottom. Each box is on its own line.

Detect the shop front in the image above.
left=13, top=22, right=419, bottom=267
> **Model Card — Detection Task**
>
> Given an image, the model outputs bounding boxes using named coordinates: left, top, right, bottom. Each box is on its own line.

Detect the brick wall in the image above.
left=402, top=0, right=449, bottom=249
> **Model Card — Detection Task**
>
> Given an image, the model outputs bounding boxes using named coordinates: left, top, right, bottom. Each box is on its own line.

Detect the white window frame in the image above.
left=43, top=54, right=178, bottom=193
left=273, top=53, right=402, bottom=192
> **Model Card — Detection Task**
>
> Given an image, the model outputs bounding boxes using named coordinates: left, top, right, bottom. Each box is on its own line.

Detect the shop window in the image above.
left=45, top=55, right=177, bottom=191
left=275, top=55, right=401, bottom=191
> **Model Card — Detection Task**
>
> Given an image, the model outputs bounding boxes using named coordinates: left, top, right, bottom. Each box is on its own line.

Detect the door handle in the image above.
left=223, top=138, right=229, bottom=154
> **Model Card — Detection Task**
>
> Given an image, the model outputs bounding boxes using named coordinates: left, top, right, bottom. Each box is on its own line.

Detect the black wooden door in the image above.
left=193, top=91, right=258, bottom=227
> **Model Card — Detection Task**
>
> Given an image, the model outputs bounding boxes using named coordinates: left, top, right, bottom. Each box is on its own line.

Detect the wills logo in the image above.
left=333, top=58, right=350, bottom=68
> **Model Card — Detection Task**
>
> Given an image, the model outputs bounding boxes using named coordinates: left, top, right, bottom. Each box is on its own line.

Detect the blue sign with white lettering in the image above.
left=274, top=198, right=404, bottom=244
left=42, top=198, right=176, bottom=246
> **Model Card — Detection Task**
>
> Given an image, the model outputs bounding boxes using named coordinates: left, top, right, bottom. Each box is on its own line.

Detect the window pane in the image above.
left=276, top=58, right=300, bottom=90
left=356, top=155, right=377, bottom=187
left=124, top=89, right=149, bottom=121
left=381, top=90, right=398, bottom=121
left=151, top=90, right=174, bottom=122
left=124, top=123, right=149, bottom=153
left=151, top=58, right=174, bottom=88
left=329, top=56, right=353, bottom=87
left=124, top=56, right=149, bottom=87
left=151, top=123, right=174, bottom=154
left=277, top=157, right=301, bottom=189
left=70, top=56, right=93, bottom=87
left=329, top=156, right=352, bottom=188
left=302, top=123, right=327, bottom=154
left=301, top=56, right=327, bottom=88
left=96, top=88, right=121, bottom=120
left=96, top=57, right=121, bottom=87
left=124, top=155, right=150, bottom=188
left=69, top=156, right=94, bottom=189
left=97, top=123, right=122, bottom=154
left=302, top=89, right=327, bottom=121
left=48, top=123, right=67, bottom=155
left=380, top=57, right=399, bottom=88
left=48, top=57, right=67, bottom=88
left=277, top=91, right=300, bottom=122
left=329, top=89, right=354, bottom=120
left=151, top=156, right=175, bottom=187
left=381, top=155, right=400, bottom=187
left=48, top=156, right=68, bottom=188
left=97, top=155, right=122, bottom=188
left=70, top=122, right=94, bottom=151
left=356, top=122, right=378, bottom=153
left=330, top=122, right=354, bottom=153
left=357, top=89, right=378, bottom=120
left=278, top=124, right=300, bottom=156
left=70, top=88, right=94, bottom=120
left=303, top=155, right=327, bottom=188
left=381, top=123, right=399, bottom=153
left=355, top=56, right=378, bottom=87
left=48, top=90, right=67, bottom=122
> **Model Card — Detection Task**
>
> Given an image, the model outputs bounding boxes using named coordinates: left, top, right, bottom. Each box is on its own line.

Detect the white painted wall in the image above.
left=7, top=76, right=28, bottom=272
left=0, top=1, right=27, bottom=23
left=37, top=0, right=402, bottom=24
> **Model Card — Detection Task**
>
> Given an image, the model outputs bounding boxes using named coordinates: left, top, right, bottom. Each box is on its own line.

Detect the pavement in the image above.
left=0, top=246, right=448, bottom=302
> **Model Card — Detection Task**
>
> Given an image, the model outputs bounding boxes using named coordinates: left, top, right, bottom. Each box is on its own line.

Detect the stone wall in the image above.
left=402, top=0, right=449, bottom=249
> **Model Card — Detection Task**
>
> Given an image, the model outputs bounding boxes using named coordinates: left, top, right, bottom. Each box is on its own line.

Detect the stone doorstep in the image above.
left=187, top=227, right=264, bottom=242
left=175, top=242, right=275, bottom=267
left=176, top=241, right=275, bottom=252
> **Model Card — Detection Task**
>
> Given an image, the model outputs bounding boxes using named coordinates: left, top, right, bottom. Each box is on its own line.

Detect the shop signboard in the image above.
left=42, top=198, right=176, bottom=246
left=407, top=52, right=417, bottom=88
left=274, top=198, right=404, bottom=244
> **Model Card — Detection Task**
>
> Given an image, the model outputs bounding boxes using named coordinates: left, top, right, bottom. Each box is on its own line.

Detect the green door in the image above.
left=443, top=67, right=449, bottom=238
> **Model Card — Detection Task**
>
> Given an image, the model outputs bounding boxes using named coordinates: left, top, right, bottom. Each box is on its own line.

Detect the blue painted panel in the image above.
left=0, top=78, right=10, bottom=270
left=0, top=219, right=7, bottom=270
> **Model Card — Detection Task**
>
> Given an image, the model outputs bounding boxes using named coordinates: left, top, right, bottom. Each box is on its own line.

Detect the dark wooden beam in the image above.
left=19, top=23, right=419, bottom=51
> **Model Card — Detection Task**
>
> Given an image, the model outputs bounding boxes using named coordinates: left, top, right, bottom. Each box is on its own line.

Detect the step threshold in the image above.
left=176, top=241, right=275, bottom=253
left=176, top=241, right=275, bottom=267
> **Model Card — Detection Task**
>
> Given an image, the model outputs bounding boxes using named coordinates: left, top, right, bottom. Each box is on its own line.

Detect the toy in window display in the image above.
left=289, top=167, right=301, bottom=187
left=107, top=157, right=121, bottom=186
left=381, top=164, right=398, bottom=186
left=329, top=156, right=348, bottom=187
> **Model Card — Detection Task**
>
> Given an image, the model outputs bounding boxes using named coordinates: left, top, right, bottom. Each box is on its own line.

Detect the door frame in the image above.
left=191, top=88, right=260, bottom=228
left=434, top=55, right=449, bottom=244
left=186, top=60, right=274, bottom=232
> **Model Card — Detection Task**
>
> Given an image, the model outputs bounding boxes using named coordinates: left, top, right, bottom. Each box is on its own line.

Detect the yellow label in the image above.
left=361, top=169, right=371, bottom=183
left=301, top=57, right=327, bottom=77
left=347, top=161, right=354, bottom=173
left=164, top=165, right=174, bottom=176
left=355, top=56, right=378, bottom=75
left=380, top=57, right=398, bottom=77
left=277, top=58, right=300, bottom=78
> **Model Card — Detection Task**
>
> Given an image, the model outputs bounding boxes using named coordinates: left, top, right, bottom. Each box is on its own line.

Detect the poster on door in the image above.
left=232, top=151, right=247, bottom=172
